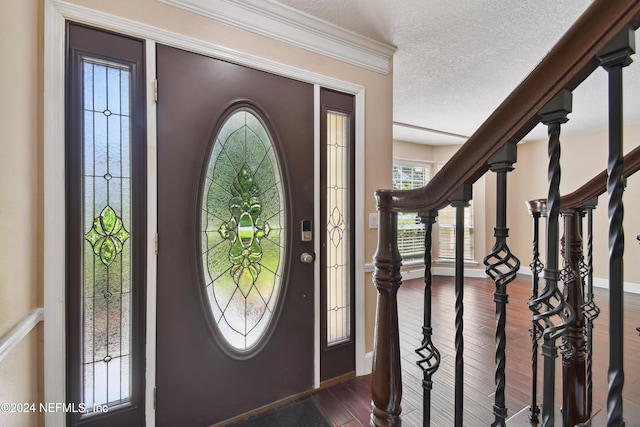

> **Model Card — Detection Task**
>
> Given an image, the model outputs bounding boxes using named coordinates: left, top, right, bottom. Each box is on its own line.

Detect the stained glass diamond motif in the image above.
left=85, top=205, right=130, bottom=266
left=81, top=59, right=133, bottom=410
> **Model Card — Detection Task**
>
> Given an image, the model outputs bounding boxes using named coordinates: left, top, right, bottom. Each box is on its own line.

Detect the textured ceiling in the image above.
left=274, top=0, right=640, bottom=145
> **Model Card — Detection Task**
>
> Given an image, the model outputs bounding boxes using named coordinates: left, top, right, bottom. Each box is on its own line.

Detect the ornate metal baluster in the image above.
left=371, top=191, right=403, bottom=427
left=597, top=26, right=635, bottom=427
left=581, top=200, right=600, bottom=419
left=415, top=211, right=440, bottom=427
left=526, top=200, right=546, bottom=423
left=483, top=142, right=520, bottom=427
left=531, top=89, right=575, bottom=427
left=450, top=184, right=472, bottom=427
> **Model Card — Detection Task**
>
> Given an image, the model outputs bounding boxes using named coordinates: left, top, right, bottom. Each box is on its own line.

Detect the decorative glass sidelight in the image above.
left=81, top=59, right=133, bottom=409
left=201, top=109, right=285, bottom=352
left=326, top=111, right=351, bottom=345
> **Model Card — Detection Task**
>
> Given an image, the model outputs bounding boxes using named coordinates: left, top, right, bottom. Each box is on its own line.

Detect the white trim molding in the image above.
left=0, top=308, right=44, bottom=362
left=518, top=266, right=640, bottom=295
left=44, top=1, right=67, bottom=426
left=158, top=0, right=396, bottom=74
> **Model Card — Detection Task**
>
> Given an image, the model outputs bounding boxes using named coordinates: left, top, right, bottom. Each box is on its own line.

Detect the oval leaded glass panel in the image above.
left=200, top=108, right=285, bottom=353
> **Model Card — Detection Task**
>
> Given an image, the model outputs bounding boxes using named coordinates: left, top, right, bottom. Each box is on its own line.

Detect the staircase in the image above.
left=369, top=1, right=640, bottom=426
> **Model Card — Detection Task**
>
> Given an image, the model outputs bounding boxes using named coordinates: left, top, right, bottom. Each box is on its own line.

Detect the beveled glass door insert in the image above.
left=326, top=110, right=351, bottom=345
left=200, top=108, right=285, bottom=354
left=82, top=58, right=133, bottom=409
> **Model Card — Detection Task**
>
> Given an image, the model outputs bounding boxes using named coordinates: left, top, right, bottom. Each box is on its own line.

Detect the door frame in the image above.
left=44, top=1, right=367, bottom=425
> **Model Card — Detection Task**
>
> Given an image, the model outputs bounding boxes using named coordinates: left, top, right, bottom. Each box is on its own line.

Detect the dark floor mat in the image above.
left=230, top=398, right=331, bottom=427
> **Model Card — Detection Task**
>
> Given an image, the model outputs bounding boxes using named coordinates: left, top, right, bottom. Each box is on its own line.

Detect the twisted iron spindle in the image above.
left=532, top=89, right=575, bottom=427
left=450, top=184, right=472, bottom=427
left=526, top=200, right=546, bottom=423
left=483, top=142, right=520, bottom=427
left=581, top=201, right=600, bottom=419
left=415, top=211, right=440, bottom=427
left=597, top=26, right=635, bottom=427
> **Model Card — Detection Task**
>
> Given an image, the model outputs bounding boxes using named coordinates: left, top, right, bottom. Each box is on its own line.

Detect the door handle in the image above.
left=300, top=252, right=315, bottom=264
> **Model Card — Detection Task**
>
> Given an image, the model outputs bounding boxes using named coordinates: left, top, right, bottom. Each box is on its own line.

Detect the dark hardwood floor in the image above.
left=311, top=274, right=640, bottom=426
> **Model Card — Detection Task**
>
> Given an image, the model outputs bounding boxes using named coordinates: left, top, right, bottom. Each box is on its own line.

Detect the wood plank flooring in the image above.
left=311, top=274, right=640, bottom=426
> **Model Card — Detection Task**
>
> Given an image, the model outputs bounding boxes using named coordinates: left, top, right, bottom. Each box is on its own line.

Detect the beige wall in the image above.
left=510, top=125, right=640, bottom=285
left=0, top=0, right=42, bottom=426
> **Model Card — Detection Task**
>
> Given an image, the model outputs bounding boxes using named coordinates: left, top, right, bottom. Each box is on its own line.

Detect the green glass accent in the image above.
left=202, top=109, right=285, bottom=352
left=219, top=165, right=271, bottom=298
left=85, top=205, right=130, bottom=266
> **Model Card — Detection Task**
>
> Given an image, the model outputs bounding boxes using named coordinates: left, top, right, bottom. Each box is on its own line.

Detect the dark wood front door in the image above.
left=156, top=45, right=315, bottom=426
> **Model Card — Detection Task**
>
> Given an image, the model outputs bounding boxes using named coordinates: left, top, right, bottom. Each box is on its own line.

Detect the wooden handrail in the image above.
left=377, top=0, right=640, bottom=213
left=561, top=144, right=640, bottom=209
left=526, top=144, right=640, bottom=213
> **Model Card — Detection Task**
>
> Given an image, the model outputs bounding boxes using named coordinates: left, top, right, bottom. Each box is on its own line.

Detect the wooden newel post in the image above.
left=371, top=190, right=403, bottom=427
left=561, top=209, right=587, bottom=426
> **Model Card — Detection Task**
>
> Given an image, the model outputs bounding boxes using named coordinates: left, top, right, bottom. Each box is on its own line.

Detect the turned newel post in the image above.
left=560, top=209, right=587, bottom=426
left=371, top=190, right=403, bottom=427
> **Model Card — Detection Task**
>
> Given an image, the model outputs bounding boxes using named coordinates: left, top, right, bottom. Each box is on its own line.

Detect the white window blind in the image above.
left=391, top=163, right=431, bottom=259
left=437, top=203, right=473, bottom=260
left=436, top=162, right=474, bottom=260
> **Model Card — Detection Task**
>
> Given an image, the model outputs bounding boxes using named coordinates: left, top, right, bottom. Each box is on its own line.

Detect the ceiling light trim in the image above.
left=158, top=0, right=396, bottom=74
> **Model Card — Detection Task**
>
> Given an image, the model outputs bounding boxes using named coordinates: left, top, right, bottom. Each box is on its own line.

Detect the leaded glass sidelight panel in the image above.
left=81, top=58, right=132, bottom=409
left=326, top=111, right=351, bottom=345
left=201, top=109, right=285, bottom=353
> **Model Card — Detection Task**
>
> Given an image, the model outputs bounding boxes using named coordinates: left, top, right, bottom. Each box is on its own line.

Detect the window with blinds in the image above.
left=436, top=162, right=473, bottom=260
left=437, top=203, right=473, bottom=260
left=391, top=164, right=431, bottom=259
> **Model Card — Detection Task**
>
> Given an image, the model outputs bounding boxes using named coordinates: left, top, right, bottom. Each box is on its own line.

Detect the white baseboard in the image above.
left=518, top=266, right=640, bottom=294
left=361, top=351, right=373, bottom=376
left=431, top=266, right=487, bottom=278
left=364, top=263, right=488, bottom=281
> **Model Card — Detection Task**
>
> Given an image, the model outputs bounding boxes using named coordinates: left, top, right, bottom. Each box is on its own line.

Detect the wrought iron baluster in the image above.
left=415, top=211, right=440, bottom=427
left=450, top=184, right=472, bottom=427
left=531, top=89, right=575, bottom=427
left=597, top=26, right=635, bottom=427
left=581, top=201, right=600, bottom=419
left=483, top=142, right=520, bottom=427
left=526, top=199, right=546, bottom=423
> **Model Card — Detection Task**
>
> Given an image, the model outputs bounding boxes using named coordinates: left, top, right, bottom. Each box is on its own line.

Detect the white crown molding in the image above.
left=51, top=0, right=364, bottom=95
left=158, top=0, right=396, bottom=74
